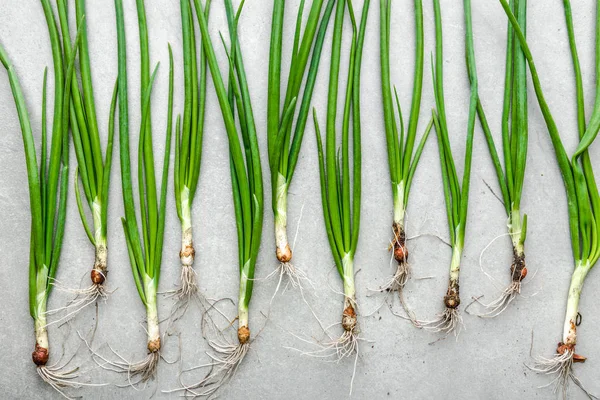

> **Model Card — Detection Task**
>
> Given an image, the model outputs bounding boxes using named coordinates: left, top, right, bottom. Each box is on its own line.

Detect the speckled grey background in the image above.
left=0, top=1, right=599, bottom=399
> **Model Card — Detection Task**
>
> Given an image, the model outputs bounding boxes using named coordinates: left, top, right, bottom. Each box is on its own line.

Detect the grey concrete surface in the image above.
left=0, top=1, right=599, bottom=399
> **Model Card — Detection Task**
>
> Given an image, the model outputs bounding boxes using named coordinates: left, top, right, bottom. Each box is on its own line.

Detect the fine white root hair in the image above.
left=174, top=264, right=199, bottom=301
left=43, top=279, right=111, bottom=328
left=467, top=281, right=521, bottom=318
left=162, top=265, right=207, bottom=333
left=163, top=295, right=258, bottom=398
left=284, top=294, right=364, bottom=396
left=273, top=261, right=315, bottom=296
left=36, top=333, right=108, bottom=400
left=37, top=365, right=105, bottom=400
left=165, top=339, right=250, bottom=398
left=285, top=324, right=363, bottom=396
left=90, top=346, right=160, bottom=388
left=418, top=307, right=463, bottom=340
left=529, top=350, right=598, bottom=400
left=379, top=258, right=411, bottom=292
left=370, top=256, right=420, bottom=327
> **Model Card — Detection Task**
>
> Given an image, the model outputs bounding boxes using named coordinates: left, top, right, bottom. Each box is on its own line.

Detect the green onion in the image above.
left=172, top=0, right=211, bottom=312
left=111, top=0, right=174, bottom=381
left=466, top=0, right=528, bottom=318
left=168, top=0, right=263, bottom=396
left=420, top=0, right=475, bottom=335
left=51, top=0, right=118, bottom=311
left=0, top=0, right=84, bottom=393
left=499, top=0, right=599, bottom=396
left=267, top=0, right=332, bottom=286
left=313, top=0, right=369, bottom=371
left=377, top=0, right=432, bottom=310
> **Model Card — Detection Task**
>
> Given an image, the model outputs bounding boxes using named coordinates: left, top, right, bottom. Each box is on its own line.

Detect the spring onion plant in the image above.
left=267, top=0, right=332, bottom=289
left=499, top=0, right=599, bottom=396
left=419, top=0, right=475, bottom=335
left=171, top=0, right=210, bottom=315
left=109, top=0, right=173, bottom=381
left=466, top=0, right=529, bottom=318
left=48, top=0, right=118, bottom=314
left=0, top=3, right=84, bottom=393
left=378, top=0, right=433, bottom=312
left=312, top=0, right=368, bottom=371
left=168, top=0, right=263, bottom=396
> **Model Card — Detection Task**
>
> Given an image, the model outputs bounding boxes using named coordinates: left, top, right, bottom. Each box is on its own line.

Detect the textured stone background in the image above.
left=0, top=1, right=599, bottom=399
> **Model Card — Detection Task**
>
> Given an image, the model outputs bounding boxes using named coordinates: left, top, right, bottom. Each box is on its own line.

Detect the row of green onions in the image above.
left=2, top=0, right=600, bottom=398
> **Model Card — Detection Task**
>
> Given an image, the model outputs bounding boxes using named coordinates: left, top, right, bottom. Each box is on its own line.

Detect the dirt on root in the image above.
left=444, top=281, right=460, bottom=309
left=32, top=343, right=49, bottom=366
left=147, top=338, right=161, bottom=353
left=180, top=242, right=195, bottom=259
left=392, top=222, right=408, bottom=264
left=238, top=326, right=250, bottom=344
left=510, top=250, right=527, bottom=282
left=342, top=304, right=357, bottom=331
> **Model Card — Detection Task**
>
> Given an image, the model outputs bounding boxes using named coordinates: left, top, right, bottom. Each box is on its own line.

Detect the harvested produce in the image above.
left=267, top=0, right=330, bottom=290
left=169, top=0, right=264, bottom=396
left=109, top=0, right=174, bottom=382
left=53, top=0, right=118, bottom=314
left=0, top=1, right=85, bottom=394
left=312, top=0, right=369, bottom=390
left=470, top=0, right=529, bottom=317
left=499, top=0, right=599, bottom=396
left=377, top=0, right=432, bottom=318
left=420, top=0, right=476, bottom=336
left=171, top=0, right=211, bottom=316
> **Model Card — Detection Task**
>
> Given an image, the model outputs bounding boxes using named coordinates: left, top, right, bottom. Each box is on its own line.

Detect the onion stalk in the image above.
left=112, top=0, right=174, bottom=382
left=466, top=0, right=528, bottom=318
left=169, top=0, right=263, bottom=396
left=171, top=0, right=211, bottom=317
left=46, top=0, right=118, bottom=316
left=313, top=0, right=369, bottom=373
left=419, top=0, right=476, bottom=336
left=499, top=0, right=599, bottom=396
left=267, top=0, right=333, bottom=289
left=377, top=0, right=432, bottom=316
left=0, top=2, right=85, bottom=394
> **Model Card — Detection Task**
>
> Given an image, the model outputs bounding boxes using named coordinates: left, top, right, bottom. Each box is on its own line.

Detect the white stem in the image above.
left=144, top=277, right=160, bottom=344
left=342, top=253, right=355, bottom=301
left=508, top=208, right=524, bottom=255
left=91, top=198, right=108, bottom=276
left=180, top=186, right=192, bottom=232
left=562, top=262, right=590, bottom=346
left=274, top=174, right=289, bottom=250
left=34, top=312, right=48, bottom=350
left=449, top=244, right=462, bottom=283
left=239, top=305, right=249, bottom=329
left=34, top=264, right=49, bottom=348
left=238, top=260, right=250, bottom=327
left=179, top=186, right=195, bottom=268
left=94, top=237, right=107, bottom=275
left=393, top=181, right=405, bottom=225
